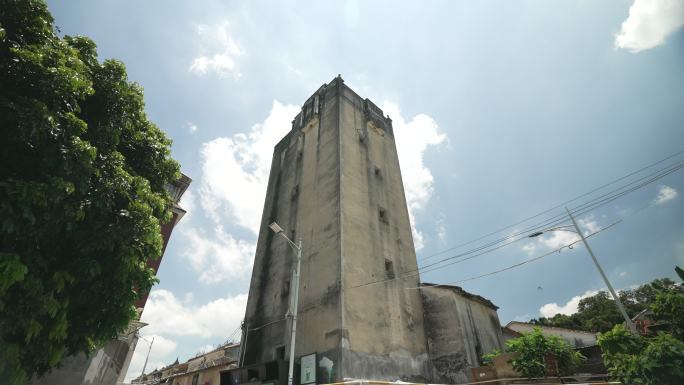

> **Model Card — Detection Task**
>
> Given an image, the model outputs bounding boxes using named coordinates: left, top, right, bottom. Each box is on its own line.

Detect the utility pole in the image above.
left=287, top=238, right=302, bottom=385
left=139, top=336, right=154, bottom=383
left=268, top=222, right=302, bottom=385
left=566, top=208, right=637, bottom=333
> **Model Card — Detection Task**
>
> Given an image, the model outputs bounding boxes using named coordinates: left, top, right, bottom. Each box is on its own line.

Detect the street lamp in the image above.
left=529, top=208, right=636, bottom=333
left=269, top=222, right=302, bottom=385
left=136, top=335, right=155, bottom=384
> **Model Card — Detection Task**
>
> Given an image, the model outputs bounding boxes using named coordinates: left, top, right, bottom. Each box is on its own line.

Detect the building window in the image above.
left=265, top=361, right=280, bottom=380
left=192, top=374, right=199, bottom=385
left=276, top=345, right=286, bottom=360
left=282, top=279, right=290, bottom=298
left=247, top=369, right=260, bottom=382
left=378, top=207, right=388, bottom=223
left=385, top=259, right=395, bottom=279
left=374, top=166, right=382, bottom=178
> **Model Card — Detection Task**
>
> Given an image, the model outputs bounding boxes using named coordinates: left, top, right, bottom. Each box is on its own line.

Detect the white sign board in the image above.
left=300, top=353, right=316, bottom=384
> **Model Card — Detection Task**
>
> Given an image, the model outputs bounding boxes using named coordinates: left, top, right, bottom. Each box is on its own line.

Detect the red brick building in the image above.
left=135, top=173, right=192, bottom=310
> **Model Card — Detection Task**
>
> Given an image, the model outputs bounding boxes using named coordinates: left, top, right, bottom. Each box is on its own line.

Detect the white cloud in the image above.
left=178, top=188, right=195, bottom=223
left=125, top=334, right=177, bottom=381
left=188, top=122, right=198, bottom=134
left=615, top=0, right=684, bottom=53
left=654, top=184, right=678, bottom=205
left=180, top=225, right=255, bottom=284
left=141, top=289, right=248, bottom=338
left=198, top=101, right=301, bottom=235
left=522, top=216, right=600, bottom=255
left=180, top=102, right=298, bottom=284
left=196, top=99, right=444, bottom=254
left=197, top=344, right=216, bottom=355
left=522, top=242, right=537, bottom=255
left=189, top=21, right=245, bottom=77
left=382, top=102, right=447, bottom=250
left=436, top=217, right=447, bottom=243
left=619, top=271, right=628, bottom=277
left=539, top=290, right=598, bottom=318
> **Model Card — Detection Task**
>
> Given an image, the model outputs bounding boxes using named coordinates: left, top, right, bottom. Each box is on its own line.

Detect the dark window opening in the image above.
left=265, top=361, right=279, bottom=380
left=192, top=374, right=199, bottom=385
left=219, top=371, right=232, bottom=385
left=247, top=369, right=260, bottom=382
left=378, top=207, right=388, bottom=223
left=276, top=346, right=286, bottom=360
left=282, top=279, right=290, bottom=298
left=264, top=361, right=278, bottom=381
left=374, top=166, right=382, bottom=177
left=385, top=259, right=395, bottom=279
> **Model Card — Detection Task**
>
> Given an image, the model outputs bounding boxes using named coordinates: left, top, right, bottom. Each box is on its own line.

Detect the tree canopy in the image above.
left=597, top=268, right=684, bottom=385
left=0, top=1, right=179, bottom=383
left=530, top=277, right=676, bottom=333
left=484, top=327, right=584, bottom=378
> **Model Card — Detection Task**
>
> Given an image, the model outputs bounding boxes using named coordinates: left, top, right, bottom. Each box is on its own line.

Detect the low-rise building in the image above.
left=503, top=321, right=605, bottom=374
left=504, top=321, right=597, bottom=348
left=134, top=343, right=239, bottom=385
left=421, top=283, right=506, bottom=383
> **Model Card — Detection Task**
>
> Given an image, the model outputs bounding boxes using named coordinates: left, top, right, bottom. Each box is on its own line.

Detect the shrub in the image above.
left=599, top=325, right=684, bottom=385
left=486, top=327, right=584, bottom=378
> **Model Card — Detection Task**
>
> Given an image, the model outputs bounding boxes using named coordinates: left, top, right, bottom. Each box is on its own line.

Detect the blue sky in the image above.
left=46, top=0, right=684, bottom=381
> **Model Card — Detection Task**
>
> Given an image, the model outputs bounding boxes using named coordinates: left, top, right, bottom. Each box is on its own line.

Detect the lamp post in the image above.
left=269, top=222, right=302, bottom=385
left=137, top=336, right=154, bottom=384
left=529, top=208, right=636, bottom=333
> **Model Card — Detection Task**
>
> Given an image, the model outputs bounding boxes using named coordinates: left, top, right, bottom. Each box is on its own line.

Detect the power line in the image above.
left=415, top=156, right=679, bottom=278
left=406, top=219, right=622, bottom=290
left=225, top=323, right=242, bottom=343
left=417, top=149, right=684, bottom=262
left=569, top=161, right=683, bottom=218
left=246, top=317, right=286, bottom=332
left=348, top=156, right=683, bottom=290
left=414, top=158, right=683, bottom=273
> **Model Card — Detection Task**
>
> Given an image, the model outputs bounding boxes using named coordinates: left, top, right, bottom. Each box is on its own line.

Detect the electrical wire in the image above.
left=417, top=149, right=684, bottom=263
left=246, top=317, right=286, bottom=332
left=415, top=156, right=676, bottom=277
left=348, top=156, right=683, bottom=290
left=406, top=219, right=622, bottom=290
left=414, top=158, right=684, bottom=273
left=225, top=323, right=242, bottom=343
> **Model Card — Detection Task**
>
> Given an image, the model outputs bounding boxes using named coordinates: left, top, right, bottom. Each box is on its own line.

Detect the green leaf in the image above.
left=0, top=1, right=180, bottom=382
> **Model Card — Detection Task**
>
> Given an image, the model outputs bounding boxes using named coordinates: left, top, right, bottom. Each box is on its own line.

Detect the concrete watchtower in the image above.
left=241, top=76, right=430, bottom=381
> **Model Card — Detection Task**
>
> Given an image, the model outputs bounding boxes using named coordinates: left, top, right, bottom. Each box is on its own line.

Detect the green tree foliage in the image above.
left=597, top=267, right=684, bottom=385
left=487, top=328, right=584, bottom=378
left=530, top=277, right=676, bottom=333
left=0, top=1, right=179, bottom=383
left=650, top=280, right=684, bottom=340
left=598, top=325, right=684, bottom=385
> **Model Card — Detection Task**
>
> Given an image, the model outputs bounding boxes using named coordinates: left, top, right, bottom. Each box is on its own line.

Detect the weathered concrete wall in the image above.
left=242, top=77, right=431, bottom=381
left=29, top=337, right=134, bottom=385
left=338, top=82, right=430, bottom=381
left=172, top=363, right=233, bottom=385
left=243, top=81, right=343, bottom=368
left=421, top=285, right=505, bottom=384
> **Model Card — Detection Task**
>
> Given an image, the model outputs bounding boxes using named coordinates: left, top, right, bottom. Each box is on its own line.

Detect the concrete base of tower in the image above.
left=337, top=348, right=431, bottom=383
